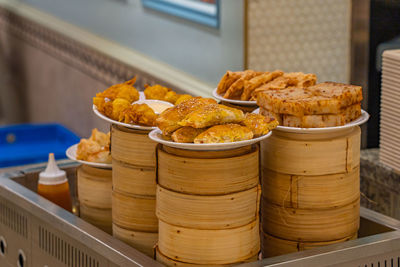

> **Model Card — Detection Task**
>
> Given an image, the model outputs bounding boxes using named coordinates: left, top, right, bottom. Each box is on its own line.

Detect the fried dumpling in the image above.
left=156, top=97, right=217, bottom=135
left=171, top=127, right=207, bottom=143
left=179, top=104, right=245, bottom=128
left=112, top=98, right=131, bottom=120
left=144, top=84, right=170, bottom=100
left=194, top=124, right=253, bottom=144
left=241, top=113, right=279, bottom=137
left=119, top=103, right=158, bottom=126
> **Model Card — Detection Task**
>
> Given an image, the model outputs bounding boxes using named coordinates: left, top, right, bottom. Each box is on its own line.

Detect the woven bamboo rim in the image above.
left=112, top=159, right=156, bottom=197
left=77, top=165, right=112, bottom=209
left=157, top=145, right=259, bottom=195
left=162, top=145, right=253, bottom=158
left=155, top=246, right=259, bottom=266
left=156, top=185, right=261, bottom=229
left=112, top=224, right=158, bottom=257
left=261, top=230, right=357, bottom=258
left=80, top=204, right=112, bottom=234
left=261, top=198, right=360, bottom=241
left=158, top=219, right=260, bottom=265
left=260, top=126, right=361, bottom=175
left=111, top=125, right=157, bottom=167
left=112, top=191, right=158, bottom=232
left=261, top=166, right=360, bottom=209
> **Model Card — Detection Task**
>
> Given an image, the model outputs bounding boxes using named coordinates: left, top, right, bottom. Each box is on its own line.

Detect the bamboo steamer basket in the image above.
left=77, top=165, right=112, bottom=209
left=157, top=145, right=259, bottom=195
left=156, top=185, right=261, bottom=229
left=155, top=246, right=258, bottom=267
left=158, top=219, right=260, bottom=265
left=261, top=126, right=361, bottom=175
left=261, top=198, right=360, bottom=242
left=112, top=191, right=158, bottom=232
left=112, top=224, right=158, bottom=257
left=111, top=125, right=157, bottom=167
left=112, top=159, right=156, bottom=197
left=80, top=204, right=112, bottom=234
left=261, top=167, right=360, bottom=209
left=261, top=231, right=357, bottom=257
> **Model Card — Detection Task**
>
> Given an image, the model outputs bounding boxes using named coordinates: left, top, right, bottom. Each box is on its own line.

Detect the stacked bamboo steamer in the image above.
left=77, top=164, right=112, bottom=234
left=111, top=125, right=158, bottom=257
left=260, top=126, right=361, bottom=257
left=156, top=145, right=261, bottom=266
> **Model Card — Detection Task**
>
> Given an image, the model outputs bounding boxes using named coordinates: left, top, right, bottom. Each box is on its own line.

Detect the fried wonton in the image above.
left=178, top=104, right=245, bottom=128
left=241, top=113, right=279, bottom=137
left=171, top=127, right=207, bottom=143
left=144, top=84, right=170, bottom=100
left=118, top=103, right=158, bottom=126
left=76, top=129, right=111, bottom=164
left=112, top=98, right=131, bottom=120
left=194, top=124, right=253, bottom=144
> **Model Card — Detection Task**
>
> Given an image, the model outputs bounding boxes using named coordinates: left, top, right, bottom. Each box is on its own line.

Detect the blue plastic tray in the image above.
left=0, top=123, right=80, bottom=168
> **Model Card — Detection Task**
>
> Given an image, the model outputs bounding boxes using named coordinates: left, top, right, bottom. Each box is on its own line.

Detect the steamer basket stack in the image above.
left=77, top=165, right=113, bottom=234
left=260, top=127, right=361, bottom=257
left=155, top=145, right=261, bottom=266
left=111, top=125, right=158, bottom=257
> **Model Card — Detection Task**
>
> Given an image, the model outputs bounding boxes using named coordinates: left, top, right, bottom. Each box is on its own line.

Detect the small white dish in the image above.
left=66, top=144, right=112, bottom=169
left=252, top=108, right=370, bottom=134
left=132, top=99, right=173, bottom=114
left=148, top=128, right=272, bottom=151
left=212, top=88, right=257, bottom=106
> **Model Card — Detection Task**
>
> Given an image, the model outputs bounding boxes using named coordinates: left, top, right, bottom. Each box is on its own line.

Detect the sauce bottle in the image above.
left=37, top=153, right=72, bottom=212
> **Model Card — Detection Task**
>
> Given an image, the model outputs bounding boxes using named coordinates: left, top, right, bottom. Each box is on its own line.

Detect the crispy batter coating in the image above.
left=76, top=129, right=111, bottom=163
left=178, top=104, right=245, bottom=128
left=241, top=113, right=279, bottom=137
left=175, top=94, right=193, bottom=105
left=217, top=71, right=244, bottom=94
left=223, top=70, right=262, bottom=99
left=118, top=103, right=158, bottom=126
left=164, top=91, right=180, bottom=104
left=156, top=97, right=217, bottom=135
left=171, top=127, right=207, bottom=143
left=95, top=77, right=139, bottom=102
left=112, top=98, right=131, bottom=121
left=194, top=124, right=253, bottom=144
left=144, top=84, right=170, bottom=100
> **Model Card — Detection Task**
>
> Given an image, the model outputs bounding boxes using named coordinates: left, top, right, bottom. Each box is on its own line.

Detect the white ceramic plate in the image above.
left=252, top=108, right=370, bottom=134
left=66, top=144, right=112, bottom=169
left=93, top=105, right=156, bottom=130
left=148, top=128, right=272, bottom=151
left=212, top=88, right=257, bottom=106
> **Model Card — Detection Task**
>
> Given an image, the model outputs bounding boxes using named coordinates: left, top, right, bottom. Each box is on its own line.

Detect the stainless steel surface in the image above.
left=1, top=161, right=400, bottom=266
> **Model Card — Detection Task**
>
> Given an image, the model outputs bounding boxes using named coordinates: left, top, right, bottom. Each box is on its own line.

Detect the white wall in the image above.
left=19, top=0, right=244, bottom=85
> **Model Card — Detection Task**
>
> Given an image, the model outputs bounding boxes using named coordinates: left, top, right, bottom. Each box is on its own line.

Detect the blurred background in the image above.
left=0, top=0, right=399, bottom=147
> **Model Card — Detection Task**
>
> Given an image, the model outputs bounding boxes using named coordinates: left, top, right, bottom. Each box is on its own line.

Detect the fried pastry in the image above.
left=217, top=71, right=244, bottom=95
left=241, top=70, right=284, bottom=101
left=95, top=77, right=139, bottom=103
left=241, top=113, right=279, bottom=137
left=156, top=97, right=217, bottom=135
left=223, top=70, right=262, bottom=99
left=164, top=91, right=180, bottom=104
left=144, top=84, right=170, bottom=100
left=194, top=124, right=253, bottom=144
left=76, top=129, right=111, bottom=164
left=179, top=104, right=245, bottom=128
left=175, top=94, right=193, bottom=105
left=112, top=98, right=131, bottom=120
left=118, top=103, right=158, bottom=126
left=171, top=127, right=207, bottom=143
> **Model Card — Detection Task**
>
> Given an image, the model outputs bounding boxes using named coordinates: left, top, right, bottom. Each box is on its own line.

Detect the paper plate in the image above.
left=212, top=88, right=257, bottom=106
left=66, top=144, right=112, bottom=169
left=148, top=128, right=272, bottom=151
left=253, top=108, right=370, bottom=134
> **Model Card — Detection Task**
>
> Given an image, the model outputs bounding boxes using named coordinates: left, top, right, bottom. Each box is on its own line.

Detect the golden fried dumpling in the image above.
left=89, top=128, right=110, bottom=148
left=164, top=91, right=180, bottom=104
left=116, top=84, right=140, bottom=103
left=144, top=84, right=170, bottom=100
left=179, top=104, right=245, bottom=128
left=119, top=103, right=158, bottom=126
left=194, top=124, right=253, bottom=144
left=171, top=127, right=207, bottom=143
left=175, top=94, right=193, bottom=105
left=76, top=128, right=112, bottom=163
left=76, top=139, right=101, bottom=160
left=156, top=97, right=217, bottom=135
left=112, top=98, right=131, bottom=120
left=95, top=77, right=138, bottom=102
left=241, top=113, right=279, bottom=137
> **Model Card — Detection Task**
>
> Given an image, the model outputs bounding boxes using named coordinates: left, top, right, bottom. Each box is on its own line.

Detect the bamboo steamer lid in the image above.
left=111, top=125, right=157, bottom=167
left=156, top=185, right=261, bottom=229
left=261, top=126, right=361, bottom=175
left=261, top=167, right=360, bottom=209
left=77, top=165, right=112, bottom=209
left=261, top=231, right=357, bottom=258
left=113, top=159, right=156, bottom=197
left=112, top=224, right=158, bottom=257
left=157, top=145, right=259, bottom=195
left=80, top=204, right=112, bottom=234
left=155, top=246, right=259, bottom=267
left=261, top=198, right=360, bottom=242
left=158, top=219, right=260, bottom=265
left=112, top=191, right=158, bottom=232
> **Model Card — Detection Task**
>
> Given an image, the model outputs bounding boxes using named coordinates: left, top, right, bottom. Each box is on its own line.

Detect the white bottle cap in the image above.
left=39, top=153, right=67, bottom=185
